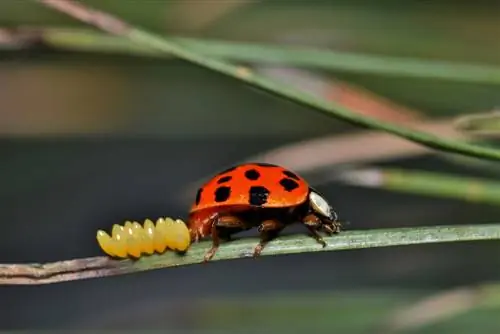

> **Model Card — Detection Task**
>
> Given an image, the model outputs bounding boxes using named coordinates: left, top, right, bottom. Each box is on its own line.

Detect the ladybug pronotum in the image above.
left=187, top=162, right=341, bottom=262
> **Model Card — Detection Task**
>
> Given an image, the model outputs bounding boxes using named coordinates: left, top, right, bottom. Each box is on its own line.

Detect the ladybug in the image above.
left=188, top=162, right=341, bottom=262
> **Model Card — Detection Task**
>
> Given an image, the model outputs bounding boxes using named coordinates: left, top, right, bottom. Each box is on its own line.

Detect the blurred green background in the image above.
left=1, top=0, right=500, bottom=332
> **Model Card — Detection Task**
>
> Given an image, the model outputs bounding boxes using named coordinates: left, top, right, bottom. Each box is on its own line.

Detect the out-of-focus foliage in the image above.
left=1, top=0, right=500, bottom=332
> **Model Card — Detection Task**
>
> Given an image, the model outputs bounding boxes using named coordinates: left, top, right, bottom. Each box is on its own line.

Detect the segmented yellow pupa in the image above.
left=96, top=217, right=191, bottom=259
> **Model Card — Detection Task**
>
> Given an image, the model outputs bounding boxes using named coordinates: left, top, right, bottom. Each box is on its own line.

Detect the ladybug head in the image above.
left=308, top=190, right=338, bottom=222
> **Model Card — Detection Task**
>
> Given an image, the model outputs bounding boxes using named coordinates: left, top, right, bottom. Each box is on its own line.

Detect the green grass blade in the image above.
left=2, top=223, right=500, bottom=285
left=337, top=168, right=500, bottom=205
left=39, top=27, right=500, bottom=85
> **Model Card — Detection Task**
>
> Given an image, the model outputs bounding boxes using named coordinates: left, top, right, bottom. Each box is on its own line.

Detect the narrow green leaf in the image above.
left=41, top=28, right=500, bottom=85
left=337, top=168, right=500, bottom=205
left=2, top=224, right=500, bottom=285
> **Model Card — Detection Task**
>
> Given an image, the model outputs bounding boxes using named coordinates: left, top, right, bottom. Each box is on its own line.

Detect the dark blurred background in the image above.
left=1, top=0, right=500, bottom=332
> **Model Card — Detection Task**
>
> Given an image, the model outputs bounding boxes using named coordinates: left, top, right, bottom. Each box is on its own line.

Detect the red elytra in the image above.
left=187, top=162, right=341, bottom=262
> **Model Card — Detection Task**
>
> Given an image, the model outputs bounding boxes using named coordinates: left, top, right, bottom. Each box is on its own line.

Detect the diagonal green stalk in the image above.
left=2, top=224, right=500, bottom=285
left=35, top=0, right=500, bottom=162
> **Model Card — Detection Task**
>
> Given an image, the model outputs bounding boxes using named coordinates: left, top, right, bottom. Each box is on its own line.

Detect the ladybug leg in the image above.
left=215, top=215, right=247, bottom=242
left=253, top=220, right=286, bottom=257
left=323, top=221, right=341, bottom=235
left=204, top=215, right=245, bottom=262
left=302, top=214, right=327, bottom=248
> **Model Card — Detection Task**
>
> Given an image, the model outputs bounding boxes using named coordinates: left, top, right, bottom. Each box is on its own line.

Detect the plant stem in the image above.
left=34, top=0, right=500, bottom=162
left=2, top=224, right=500, bottom=285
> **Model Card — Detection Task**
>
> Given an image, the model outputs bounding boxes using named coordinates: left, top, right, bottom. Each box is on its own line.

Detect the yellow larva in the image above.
left=96, top=217, right=191, bottom=259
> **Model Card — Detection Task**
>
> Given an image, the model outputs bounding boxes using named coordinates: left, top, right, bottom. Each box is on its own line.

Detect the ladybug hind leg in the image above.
left=204, top=214, right=246, bottom=262
left=253, top=220, right=286, bottom=257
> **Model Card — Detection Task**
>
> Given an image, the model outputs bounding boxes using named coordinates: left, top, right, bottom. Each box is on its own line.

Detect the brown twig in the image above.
left=0, top=256, right=124, bottom=285
left=37, top=0, right=129, bottom=35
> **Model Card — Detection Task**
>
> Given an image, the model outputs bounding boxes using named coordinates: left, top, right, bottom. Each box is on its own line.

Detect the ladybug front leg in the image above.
left=204, top=214, right=246, bottom=262
left=302, top=214, right=328, bottom=248
left=253, top=220, right=286, bottom=257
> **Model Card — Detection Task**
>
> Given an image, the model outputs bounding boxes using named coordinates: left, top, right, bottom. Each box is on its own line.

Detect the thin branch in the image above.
left=2, top=224, right=500, bottom=285
left=34, top=0, right=500, bottom=163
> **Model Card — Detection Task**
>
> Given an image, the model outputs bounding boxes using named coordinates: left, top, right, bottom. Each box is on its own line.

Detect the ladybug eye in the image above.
left=309, top=191, right=333, bottom=220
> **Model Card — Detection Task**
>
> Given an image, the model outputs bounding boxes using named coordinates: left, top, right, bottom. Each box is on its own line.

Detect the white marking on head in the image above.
left=309, top=191, right=334, bottom=220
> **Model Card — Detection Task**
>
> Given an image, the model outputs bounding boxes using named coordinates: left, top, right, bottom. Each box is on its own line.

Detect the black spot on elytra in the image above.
left=214, top=186, right=231, bottom=203
left=195, top=188, right=203, bottom=205
left=217, top=175, right=232, bottom=184
left=244, top=169, right=261, bottom=180
left=248, top=186, right=270, bottom=206
left=283, top=170, right=300, bottom=180
left=280, top=178, right=299, bottom=192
